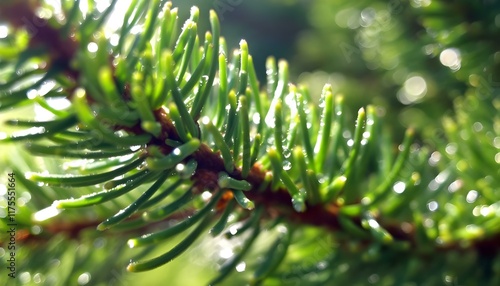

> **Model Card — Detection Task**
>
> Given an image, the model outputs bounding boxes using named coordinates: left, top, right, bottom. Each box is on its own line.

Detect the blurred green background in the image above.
left=170, top=0, right=474, bottom=140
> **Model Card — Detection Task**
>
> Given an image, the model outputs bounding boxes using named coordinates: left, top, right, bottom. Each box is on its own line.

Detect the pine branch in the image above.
left=0, top=0, right=413, bottom=241
left=1, top=1, right=499, bottom=284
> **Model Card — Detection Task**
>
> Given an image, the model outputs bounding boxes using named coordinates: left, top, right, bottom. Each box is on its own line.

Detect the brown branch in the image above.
left=0, top=1, right=79, bottom=78
left=1, top=209, right=198, bottom=246
left=2, top=0, right=499, bottom=257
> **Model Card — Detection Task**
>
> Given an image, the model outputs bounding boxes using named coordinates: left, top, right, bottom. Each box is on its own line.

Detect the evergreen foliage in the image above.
left=0, top=1, right=498, bottom=285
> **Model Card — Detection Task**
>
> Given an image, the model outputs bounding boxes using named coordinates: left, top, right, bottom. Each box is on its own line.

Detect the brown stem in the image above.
left=0, top=1, right=79, bottom=78
left=0, top=210, right=198, bottom=246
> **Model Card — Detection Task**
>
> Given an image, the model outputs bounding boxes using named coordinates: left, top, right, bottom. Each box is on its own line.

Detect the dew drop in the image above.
left=493, top=137, right=500, bottom=149
left=201, top=191, right=212, bottom=201
left=368, top=274, right=380, bottom=284
left=367, top=218, right=380, bottom=229
left=219, top=248, right=233, bottom=259
left=398, top=75, right=427, bottom=104
left=27, top=89, right=38, bottom=99
left=439, top=48, right=461, bottom=71
left=282, top=160, right=292, bottom=171
left=229, top=225, right=239, bottom=235
left=393, top=181, right=406, bottom=194
left=31, top=225, right=42, bottom=235
left=87, top=42, right=98, bottom=53
left=448, top=180, right=462, bottom=193
left=428, top=151, right=441, bottom=166
left=110, top=34, right=119, bottom=46
left=473, top=122, right=483, bottom=132
left=427, top=201, right=439, bottom=212
left=20, top=272, right=31, bottom=284
left=77, top=273, right=91, bottom=285
left=175, top=163, right=185, bottom=173
left=435, top=170, right=449, bottom=184
left=235, top=262, right=246, bottom=272
left=33, top=273, right=44, bottom=284
left=252, top=113, right=260, bottom=125
left=292, top=199, right=305, bottom=212
left=0, top=25, right=8, bottom=39
left=423, top=218, right=434, bottom=228
left=466, top=190, right=478, bottom=203
left=480, top=206, right=491, bottom=217
left=201, top=116, right=210, bottom=125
